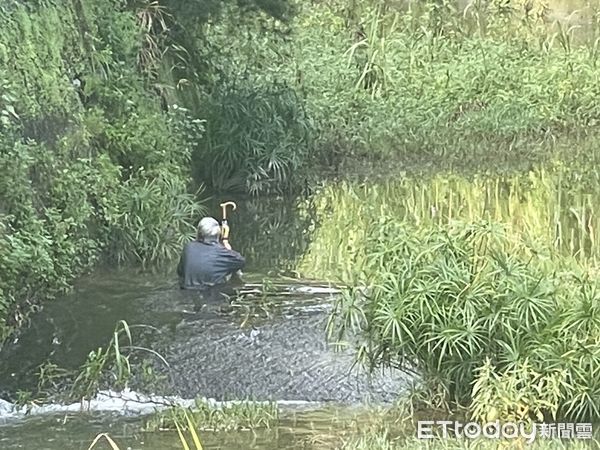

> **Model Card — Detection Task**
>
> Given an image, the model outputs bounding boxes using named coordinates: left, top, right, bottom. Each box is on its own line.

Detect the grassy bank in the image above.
left=0, top=0, right=204, bottom=343
left=179, top=0, right=600, bottom=186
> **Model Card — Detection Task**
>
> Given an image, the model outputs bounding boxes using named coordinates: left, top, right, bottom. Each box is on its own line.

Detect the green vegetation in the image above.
left=4, top=0, right=600, bottom=341
left=84, top=404, right=600, bottom=449
left=327, top=219, right=600, bottom=421
left=299, top=166, right=600, bottom=281
left=3, top=0, right=600, bottom=447
left=173, top=411, right=205, bottom=450
left=295, top=172, right=600, bottom=426
left=338, top=434, right=599, bottom=449
left=89, top=414, right=206, bottom=450
left=88, top=400, right=279, bottom=450
left=185, top=0, right=600, bottom=176
left=144, top=400, right=279, bottom=432
left=0, top=0, right=204, bottom=343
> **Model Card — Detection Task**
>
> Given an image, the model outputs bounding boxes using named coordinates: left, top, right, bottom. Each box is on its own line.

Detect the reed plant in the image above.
left=173, top=411, right=205, bottom=450
left=144, top=399, right=279, bottom=432
left=299, top=166, right=600, bottom=282
left=88, top=412, right=205, bottom=450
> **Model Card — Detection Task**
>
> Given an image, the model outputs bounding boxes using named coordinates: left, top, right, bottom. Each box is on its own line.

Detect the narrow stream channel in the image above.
left=0, top=196, right=409, bottom=449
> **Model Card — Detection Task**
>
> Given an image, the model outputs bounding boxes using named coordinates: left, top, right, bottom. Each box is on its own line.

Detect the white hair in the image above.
left=197, top=217, right=221, bottom=241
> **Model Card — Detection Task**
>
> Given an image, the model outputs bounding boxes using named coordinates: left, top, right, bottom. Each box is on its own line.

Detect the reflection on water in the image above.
left=299, top=168, right=600, bottom=283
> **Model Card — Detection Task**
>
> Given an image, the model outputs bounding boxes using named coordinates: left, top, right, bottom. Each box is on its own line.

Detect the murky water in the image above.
left=0, top=195, right=408, bottom=449
left=0, top=405, right=381, bottom=449
left=3, top=163, right=600, bottom=448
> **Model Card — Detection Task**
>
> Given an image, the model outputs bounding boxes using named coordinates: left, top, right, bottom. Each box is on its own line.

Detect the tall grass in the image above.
left=106, top=171, right=206, bottom=266
left=299, top=166, right=600, bottom=282
left=144, top=399, right=279, bottom=432
left=287, top=0, right=600, bottom=163
left=172, top=0, right=600, bottom=179
left=30, top=321, right=171, bottom=406
left=87, top=401, right=278, bottom=450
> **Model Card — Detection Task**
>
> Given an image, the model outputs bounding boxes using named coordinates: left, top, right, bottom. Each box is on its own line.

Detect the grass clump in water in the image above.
left=143, top=398, right=279, bottom=432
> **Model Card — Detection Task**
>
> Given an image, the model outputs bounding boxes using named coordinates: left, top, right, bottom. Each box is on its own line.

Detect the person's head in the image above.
left=197, top=217, right=221, bottom=242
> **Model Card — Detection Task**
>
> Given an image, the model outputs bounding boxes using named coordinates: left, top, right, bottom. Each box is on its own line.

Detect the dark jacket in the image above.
left=177, top=240, right=245, bottom=290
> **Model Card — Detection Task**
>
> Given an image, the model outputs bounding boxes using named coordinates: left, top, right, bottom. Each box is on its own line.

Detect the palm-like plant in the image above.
left=327, top=217, right=600, bottom=422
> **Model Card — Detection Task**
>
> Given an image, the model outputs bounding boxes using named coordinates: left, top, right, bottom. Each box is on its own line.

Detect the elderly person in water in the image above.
left=177, top=217, right=245, bottom=290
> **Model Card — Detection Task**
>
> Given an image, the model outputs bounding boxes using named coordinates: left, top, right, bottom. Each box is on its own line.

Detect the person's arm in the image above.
left=219, top=246, right=246, bottom=271
left=219, top=222, right=244, bottom=271
left=221, top=222, right=232, bottom=250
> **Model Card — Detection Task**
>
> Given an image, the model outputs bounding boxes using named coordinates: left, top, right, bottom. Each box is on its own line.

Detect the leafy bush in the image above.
left=0, top=0, right=205, bottom=342
left=327, top=219, right=600, bottom=422
left=195, top=81, right=314, bottom=194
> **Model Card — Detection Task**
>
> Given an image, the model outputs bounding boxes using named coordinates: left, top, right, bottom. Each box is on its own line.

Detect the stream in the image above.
left=0, top=196, right=409, bottom=449
left=3, top=149, right=600, bottom=448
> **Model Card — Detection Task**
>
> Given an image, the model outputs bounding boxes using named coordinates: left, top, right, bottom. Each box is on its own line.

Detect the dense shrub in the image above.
left=0, top=0, right=204, bottom=341
left=327, top=219, right=600, bottom=422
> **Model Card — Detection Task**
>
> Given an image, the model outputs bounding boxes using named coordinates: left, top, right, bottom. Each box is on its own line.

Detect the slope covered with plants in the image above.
left=0, top=0, right=203, bottom=341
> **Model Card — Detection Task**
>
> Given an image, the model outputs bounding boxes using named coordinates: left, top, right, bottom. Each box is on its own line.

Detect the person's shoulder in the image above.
left=221, top=247, right=245, bottom=260
left=183, top=240, right=202, bottom=250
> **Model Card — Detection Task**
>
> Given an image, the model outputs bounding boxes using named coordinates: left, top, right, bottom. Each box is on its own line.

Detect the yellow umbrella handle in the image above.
left=219, top=201, right=237, bottom=242
left=220, top=201, right=237, bottom=221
